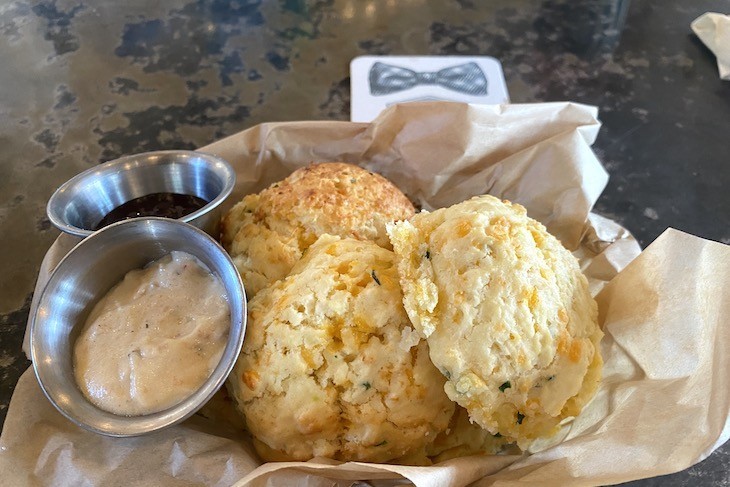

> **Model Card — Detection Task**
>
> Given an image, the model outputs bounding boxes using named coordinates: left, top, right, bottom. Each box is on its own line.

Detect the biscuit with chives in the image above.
left=387, top=195, right=602, bottom=448
left=228, top=236, right=454, bottom=462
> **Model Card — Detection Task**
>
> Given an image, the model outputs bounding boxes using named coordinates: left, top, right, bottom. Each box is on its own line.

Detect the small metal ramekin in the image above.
left=46, top=150, right=236, bottom=238
left=30, top=217, right=246, bottom=437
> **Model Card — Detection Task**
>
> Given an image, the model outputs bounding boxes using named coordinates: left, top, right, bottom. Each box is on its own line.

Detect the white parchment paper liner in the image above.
left=3, top=102, right=728, bottom=486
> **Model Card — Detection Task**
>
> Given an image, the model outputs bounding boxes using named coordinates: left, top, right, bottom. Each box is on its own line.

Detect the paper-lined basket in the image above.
left=2, top=102, right=727, bottom=486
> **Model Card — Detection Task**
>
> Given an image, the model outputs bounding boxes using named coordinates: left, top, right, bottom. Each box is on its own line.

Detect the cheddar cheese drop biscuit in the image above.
left=387, top=195, right=602, bottom=448
left=228, top=236, right=454, bottom=462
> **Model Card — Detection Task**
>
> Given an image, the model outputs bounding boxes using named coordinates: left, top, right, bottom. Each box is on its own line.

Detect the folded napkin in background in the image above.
left=691, top=12, right=730, bottom=80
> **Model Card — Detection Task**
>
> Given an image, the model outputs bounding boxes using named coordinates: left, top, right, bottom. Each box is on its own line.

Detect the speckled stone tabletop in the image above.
left=1, top=0, right=728, bottom=485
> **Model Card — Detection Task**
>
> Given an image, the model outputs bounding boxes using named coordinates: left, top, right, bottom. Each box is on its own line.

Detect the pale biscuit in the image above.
left=227, top=236, right=454, bottom=462
left=387, top=195, right=602, bottom=448
left=221, top=162, right=415, bottom=298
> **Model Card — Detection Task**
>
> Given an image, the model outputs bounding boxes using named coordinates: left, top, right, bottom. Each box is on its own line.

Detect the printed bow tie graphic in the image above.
left=369, top=61, right=488, bottom=96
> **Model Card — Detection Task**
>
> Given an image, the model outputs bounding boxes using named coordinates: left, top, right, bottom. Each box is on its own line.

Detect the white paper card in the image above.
left=350, top=56, right=509, bottom=122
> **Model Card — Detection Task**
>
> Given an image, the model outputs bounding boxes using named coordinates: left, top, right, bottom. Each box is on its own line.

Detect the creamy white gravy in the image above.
left=74, top=251, right=230, bottom=416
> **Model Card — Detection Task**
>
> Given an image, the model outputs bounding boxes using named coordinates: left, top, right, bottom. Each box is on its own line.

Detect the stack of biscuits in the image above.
left=218, top=162, right=602, bottom=464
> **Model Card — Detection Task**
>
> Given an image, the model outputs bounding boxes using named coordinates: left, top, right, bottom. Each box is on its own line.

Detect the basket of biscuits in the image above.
left=4, top=102, right=728, bottom=487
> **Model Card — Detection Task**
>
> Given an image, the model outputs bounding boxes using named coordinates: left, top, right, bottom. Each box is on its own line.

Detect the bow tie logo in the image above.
left=369, top=62, right=488, bottom=96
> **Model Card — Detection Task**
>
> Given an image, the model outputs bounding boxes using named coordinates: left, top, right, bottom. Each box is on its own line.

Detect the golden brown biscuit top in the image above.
left=254, top=162, right=415, bottom=245
left=220, top=162, right=416, bottom=298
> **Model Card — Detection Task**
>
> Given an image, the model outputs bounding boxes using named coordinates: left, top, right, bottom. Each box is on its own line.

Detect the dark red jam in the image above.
left=94, top=192, right=208, bottom=230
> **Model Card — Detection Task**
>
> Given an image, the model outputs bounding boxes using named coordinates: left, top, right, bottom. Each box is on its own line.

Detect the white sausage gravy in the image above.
left=73, top=251, right=230, bottom=416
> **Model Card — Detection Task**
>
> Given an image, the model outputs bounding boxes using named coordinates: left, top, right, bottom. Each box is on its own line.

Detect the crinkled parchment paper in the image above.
left=691, top=12, right=730, bottom=80
left=2, top=102, right=728, bottom=486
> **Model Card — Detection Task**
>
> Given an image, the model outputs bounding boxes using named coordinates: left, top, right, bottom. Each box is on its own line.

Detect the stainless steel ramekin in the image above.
left=46, top=150, right=235, bottom=238
left=30, top=217, right=246, bottom=437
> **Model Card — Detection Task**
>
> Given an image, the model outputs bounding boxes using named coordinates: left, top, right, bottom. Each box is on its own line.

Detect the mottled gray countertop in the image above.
left=1, top=0, right=728, bottom=485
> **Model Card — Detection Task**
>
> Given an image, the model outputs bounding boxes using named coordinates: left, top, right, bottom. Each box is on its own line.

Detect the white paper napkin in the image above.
left=691, top=12, right=730, bottom=80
